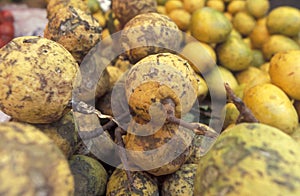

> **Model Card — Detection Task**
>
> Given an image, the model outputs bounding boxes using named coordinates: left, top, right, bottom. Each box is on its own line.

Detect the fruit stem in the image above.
left=224, top=83, right=259, bottom=123
left=162, top=98, right=218, bottom=138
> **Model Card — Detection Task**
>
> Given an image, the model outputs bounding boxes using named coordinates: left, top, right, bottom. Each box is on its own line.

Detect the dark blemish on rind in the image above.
left=222, top=145, right=250, bottom=168
left=16, top=76, right=23, bottom=81
left=272, top=179, right=295, bottom=191
left=5, top=85, right=12, bottom=99
left=36, top=73, right=47, bottom=90
left=21, top=96, right=33, bottom=102
left=201, top=165, right=219, bottom=188
left=246, top=123, right=257, bottom=130
left=23, top=38, right=40, bottom=44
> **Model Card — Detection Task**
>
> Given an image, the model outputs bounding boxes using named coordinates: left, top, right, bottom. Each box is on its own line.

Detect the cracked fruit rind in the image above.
left=0, top=36, right=79, bottom=124
left=125, top=53, right=198, bottom=121
left=0, top=122, right=74, bottom=195
left=194, top=123, right=300, bottom=196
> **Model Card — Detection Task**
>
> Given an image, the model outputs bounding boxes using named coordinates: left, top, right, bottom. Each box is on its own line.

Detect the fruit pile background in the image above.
left=0, top=0, right=300, bottom=195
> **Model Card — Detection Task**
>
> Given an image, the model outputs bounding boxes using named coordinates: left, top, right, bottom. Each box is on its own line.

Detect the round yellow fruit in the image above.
left=262, top=35, right=300, bottom=61
left=0, top=122, right=74, bottom=195
left=267, top=6, right=300, bottom=37
left=190, top=7, right=232, bottom=44
left=168, top=9, right=191, bottom=31
left=183, top=0, right=206, bottom=13
left=216, top=35, right=253, bottom=71
left=249, top=17, right=270, bottom=49
left=246, top=0, right=270, bottom=19
left=232, top=11, right=256, bottom=36
left=0, top=36, right=79, bottom=124
left=243, top=83, right=298, bottom=134
left=269, top=50, right=300, bottom=100
left=194, top=122, right=300, bottom=195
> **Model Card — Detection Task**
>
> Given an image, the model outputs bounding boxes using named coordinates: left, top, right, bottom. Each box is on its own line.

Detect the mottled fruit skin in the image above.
left=0, top=122, right=74, bottom=195
left=44, top=6, right=102, bottom=63
left=194, top=123, right=300, bottom=196
left=162, top=164, right=197, bottom=196
left=0, top=36, right=79, bottom=124
left=69, top=155, right=108, bottom=196
left=125, top=53, right=198, bottom=121
left=106, top=168, right=159, bottom=196
left=124, top=120, right=193, bottom=176
left=112, top=0, right=157, bottom=27
left=121, top=13, right=181, bottom=63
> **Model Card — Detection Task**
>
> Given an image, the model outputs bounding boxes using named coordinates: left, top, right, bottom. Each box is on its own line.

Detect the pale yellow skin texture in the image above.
left=269, top=50, right=300, bottom=100
left=168, top=9, right=191, bottom=31
left=218, top=66, right=239, bottom=92
left=0, top=36, right=79, bottom=124
left=267, top=6, right=300, bottom=37
left=262, top=35, right=300, bottom=61
left=190, top=7, right=232, bottom=44
left=125, top=53, right=198, bottom=121
left=243, top=83, right=298, bottom=134
left=227, top=0, right=246, bottom=15
left=194, top=123, right=300, bottom=195
left=0, top=122, right=74, bottom=195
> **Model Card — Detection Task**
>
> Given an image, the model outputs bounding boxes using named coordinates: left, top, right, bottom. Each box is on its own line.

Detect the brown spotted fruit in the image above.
left=125, top=53, right=198, bottom=122
left=0, top=36, right=80, bottom=124
left=194, top=123, right=300, bottom=195
left=0, top=122, right=74, bottom=195
left=106, top=167, right=159, bottom=196
left=121, top=12, right=181, bottom=64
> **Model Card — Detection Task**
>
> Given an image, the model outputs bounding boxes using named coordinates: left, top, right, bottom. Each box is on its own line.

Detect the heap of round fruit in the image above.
left=0, top=0, right=300, bottom=195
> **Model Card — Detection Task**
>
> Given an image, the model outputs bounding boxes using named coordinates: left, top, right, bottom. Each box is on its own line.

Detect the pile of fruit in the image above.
left=0, top=0, right=300, bottom=195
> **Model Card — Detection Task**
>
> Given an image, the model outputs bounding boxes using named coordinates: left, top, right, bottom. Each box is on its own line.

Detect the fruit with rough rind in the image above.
left=161, top=164, right=197, bottom=196
left=0, top=122, right=74, bottom=195
left=69, top=155, right=108, bottom=196
left=125, top=53, right=198, bottom=121
left=0, top=36, right=79, bottom=124
left=106, top=168, right=159, bottom=196
left=121, top=12, right=181, bottom=64
left=194, top=123, right=300, bottom=195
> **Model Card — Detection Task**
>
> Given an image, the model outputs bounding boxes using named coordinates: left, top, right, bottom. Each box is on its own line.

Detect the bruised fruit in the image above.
left=121, top=12, right=181, bottom=63
left=69, top=155, right=108, bottom=196
left=125, top=53, right=198, bottom=121
left=106, top=168, right=159, bottom=196
left=269, top=50, right=300, bottom=100
left=44, top=6, right=102, bottom=63
left=0, top=122, right=74, bottom=195
left=194, top=123, right=300, bottom=195
left=243, top=83, right=298, bottom=134
left=161, top=164, right=197, bottom=196
left=112, top=0, right=157, bottom=27
left=0, top=36, right=79, bottom=124
left=124, top=119, right=193, bottom=176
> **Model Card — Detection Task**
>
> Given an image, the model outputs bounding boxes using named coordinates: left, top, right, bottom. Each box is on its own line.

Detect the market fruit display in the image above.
left=0, top=36, right=79, bottom=123
left=0, top=122, right=74, bottom=195
left=69, top=155, right=108, bottom=196
left=194, top=123, right=300, bottom=195
left=1, top=0, right=300, bottom=195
